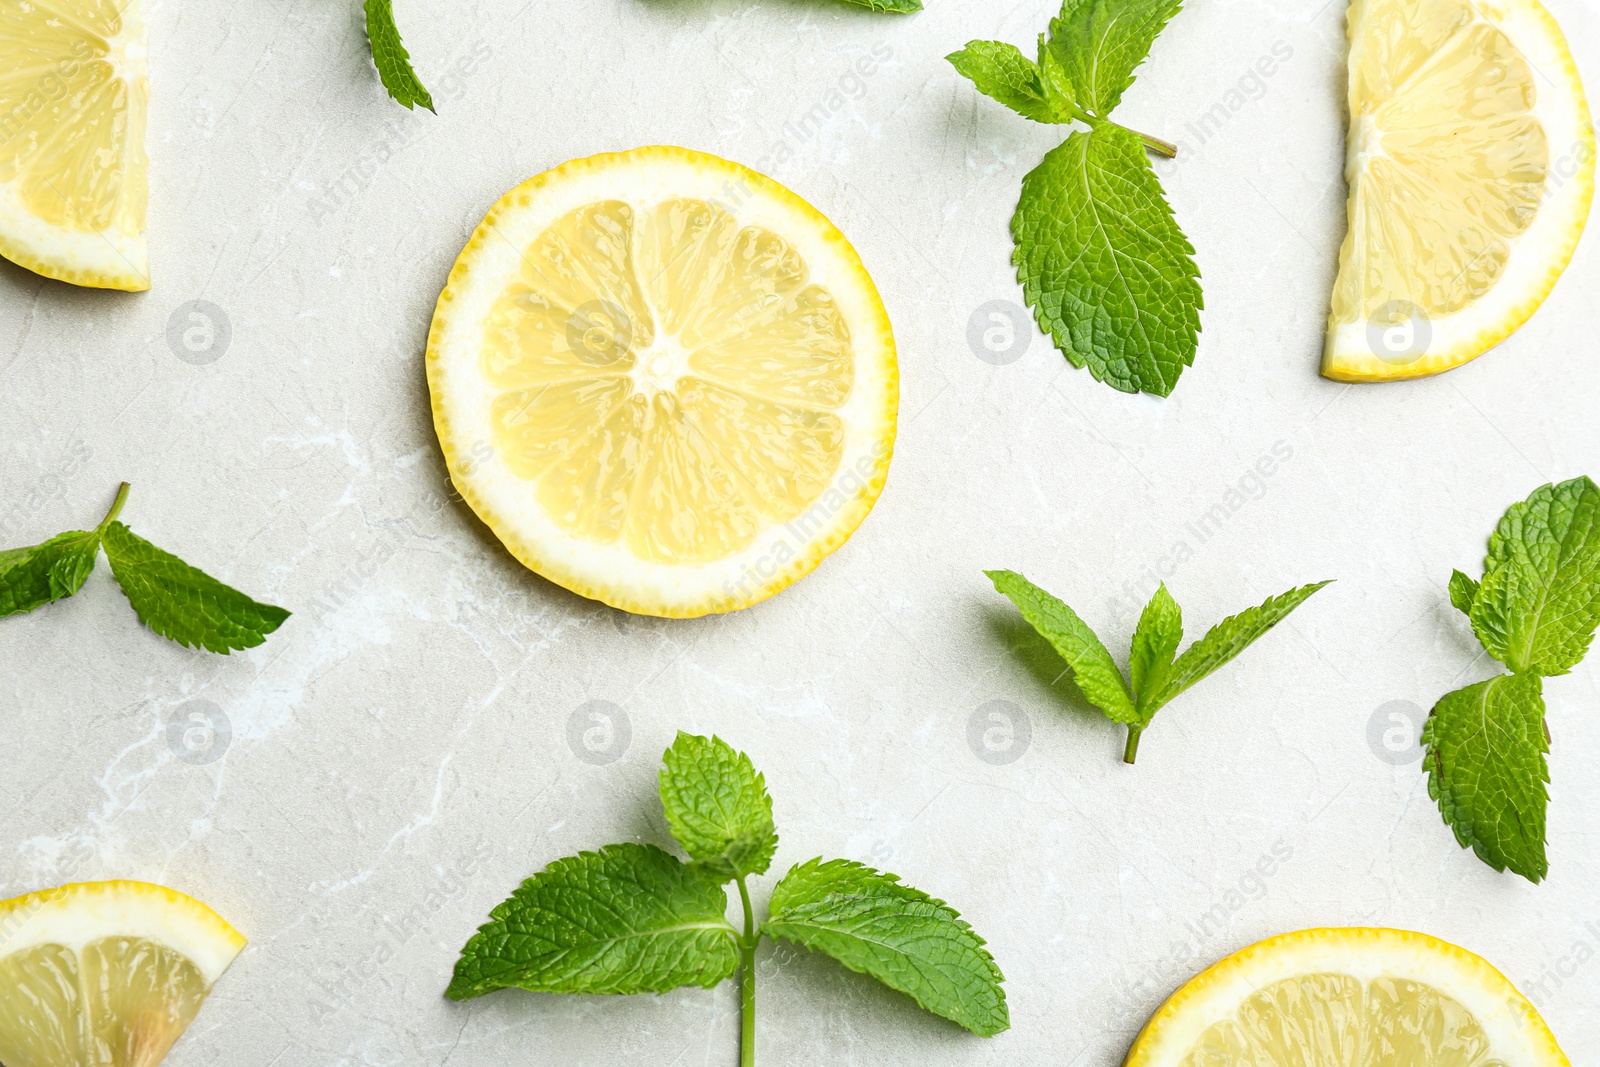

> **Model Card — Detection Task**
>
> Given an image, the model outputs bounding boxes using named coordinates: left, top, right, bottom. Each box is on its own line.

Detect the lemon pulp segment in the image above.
left=1180, top=974, right=1503, bottom=1064
left=0, top=0, right=149, bottom=289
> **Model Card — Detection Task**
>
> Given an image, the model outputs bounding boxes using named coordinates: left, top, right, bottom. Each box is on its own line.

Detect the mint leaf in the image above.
left=765, top=859, right=1008, bottom=1037
left=365, top=0, right=435, bottom=112
left=447, top=843, right=738, bottom=999
left=1148, top=582, right=1332, bottom=713
left=100, top=521, right=290, bottom=654
left=1012, top=125, right=1202, bottom=396
left=839, top=0, right=922, bottom=10
left=986, top=568, right=1136, bottom=723
left=1044, top=0, right=1184, bottom=117
left=1469, top=476, right=1600, bottom=676
left=1449, top=569, right=1480, bottom=618
left=0, top=530, right=100, bottom=617
left=1422, top=673, right=1549, bottom=882
left=1130, top=584, right=1182, bottom=711
left=947, top=42, right=1064, bottom=123
left=660, top=732, right=778, bottom=880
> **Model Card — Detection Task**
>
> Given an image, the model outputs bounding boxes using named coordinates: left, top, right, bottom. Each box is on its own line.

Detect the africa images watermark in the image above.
left=720, top=438, right=892, bottom=602
left=752, top=43, right=894, bottom=176
left=1111, top=440, right=1296, bottom=621
left=307, top=840, right=493, bottom=1021
left=0, top=439, right=93, bottom=542
left=1111, top=838, right=1296, bottom=1024
left=1155, top=40, right=1296, bottom=170
left=306, top=41, right=494, bottom=225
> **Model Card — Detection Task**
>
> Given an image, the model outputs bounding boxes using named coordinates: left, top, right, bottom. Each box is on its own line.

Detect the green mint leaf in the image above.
left=839, top=0, right=922, bottom=11
left=1148, top=581, right=1332, bottom=711
left=986, top=568, right=1137, bottom=723
left=365, top=0, right=435, bottom=112
left=947, top=42, right=1065, bottom=124
left=1469, top=476, right=1600, bottom=676
left=1130, top=584, right=1182, bottom=712
left=100, top=521, right=290, bottom=654
left=447, top=843, right=738, bottom=1000
left=765, top=858, right=1008, bottom=1037
left=0, top=530, right=100, bottom=617
left=1448, top=569, right=1481, bottom=618
left=1012, top=125, right=1202, bottom=396
left=1045, top=0, right=1185, bottom=117
left=659, top=732, right=778, bottom=880
left=1422, top=673, right=1549, bottom=883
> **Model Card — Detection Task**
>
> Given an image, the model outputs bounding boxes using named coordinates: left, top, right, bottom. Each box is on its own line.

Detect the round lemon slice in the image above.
left=1322, top=0, right=1593, bottom=382
left=427, top=146, right=898, bottom=618
left=0, top=0, right=150, bottom=290
left=0, top=880, right=245, bottom=1067
left=1126, top=928, right=1567, bottom=1067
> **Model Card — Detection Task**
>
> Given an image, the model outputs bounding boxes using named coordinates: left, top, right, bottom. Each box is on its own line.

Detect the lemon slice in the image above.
left=1322, top=0, right=1593, bottom=382
left=427, top=146, right=898, bottom=618
left=0, top=881, right=244, bottom=1066
left=0, top=0, right=150, bottom=290
left=1126, top=928, right=1567, bottom=1067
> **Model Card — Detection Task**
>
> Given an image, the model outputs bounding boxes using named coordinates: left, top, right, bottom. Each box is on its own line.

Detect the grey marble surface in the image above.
left=2, top=0, right=1598, bottom=1064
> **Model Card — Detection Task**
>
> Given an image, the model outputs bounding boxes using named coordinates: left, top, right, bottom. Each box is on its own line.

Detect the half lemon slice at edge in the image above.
left=0, top=880, right=245, bottom=1067
left=1322, top=0, right=1593, bottom=382
left=0, top=0, right=150, bottom=290
left=1125, top=927, right=1567, bottom=1067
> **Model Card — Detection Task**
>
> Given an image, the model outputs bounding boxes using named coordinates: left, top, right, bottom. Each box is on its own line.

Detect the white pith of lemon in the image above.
left=1125, top=928, right=1568, bottom=1067
left=0, top=880, right=245, bottom=1067
left=427, top=146, right=898, bottom=618
left=0, top=0, right=150, bottom=291
left=1322, top=0, right=1594, bottom=382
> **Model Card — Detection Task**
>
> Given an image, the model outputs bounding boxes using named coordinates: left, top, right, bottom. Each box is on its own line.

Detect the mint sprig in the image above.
left=1425, top=476, right=1600, bottom=883
left=988, top=570, right=1329, bottom=762
left=365, top=0, right=435, bottom=112
left=0, top=483, right=289, bottom=654
left=448, top=733, right=1008, bottom=1063
left=950, top=0, right=1203, bottom=396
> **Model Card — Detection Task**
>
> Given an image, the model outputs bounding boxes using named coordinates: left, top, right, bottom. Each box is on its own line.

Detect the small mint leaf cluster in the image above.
left=949, top=0, right=1202, bottom=396
left=1426, top=475, right=1600, bottom=883
left=447, top=733, right=1008, bottom=1064
left=0, top=483, right=290, bottom=654
left=988, top=570, right=1329, bottom=762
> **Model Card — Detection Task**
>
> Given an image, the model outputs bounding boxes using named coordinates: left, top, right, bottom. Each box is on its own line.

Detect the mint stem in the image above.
left=1119, top=125, right=1177, bottom=158
left=97, top=482, right=130, bottom=532
left=737, top=876, right=757, bottom=1067
left=1123, top=726, right=1143, bottom=764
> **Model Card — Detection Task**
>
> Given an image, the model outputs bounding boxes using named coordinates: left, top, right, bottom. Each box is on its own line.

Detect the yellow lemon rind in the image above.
left=1124, top=927, right=1568, bottom=1067
left=1321, top=0, right=1594, bottom=383
left=0, top=880, right=245, bottom=987
left=427, top=146, right=898, bottom=618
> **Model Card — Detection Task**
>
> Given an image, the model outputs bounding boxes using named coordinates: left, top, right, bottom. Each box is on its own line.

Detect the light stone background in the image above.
left=2, top=0, right=1598, bottom=1063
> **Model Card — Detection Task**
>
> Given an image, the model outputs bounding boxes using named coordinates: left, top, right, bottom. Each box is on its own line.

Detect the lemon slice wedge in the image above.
left=1322, top=0, right=1593, bottom=381
left=1126, top=927, right=1568, bottom=1067
left=427, top=146, right=898, bottom=618
left=0, top=0, right=150, bottom=290
left=0, top=880, right=244, bottom=1066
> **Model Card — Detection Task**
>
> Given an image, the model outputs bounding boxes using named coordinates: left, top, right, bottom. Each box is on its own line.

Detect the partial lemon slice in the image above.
left=1126, top=927, right=1567, bottom=1067
left=1322, top=0, right=1593, bottom=382
left=0, top=0, right=150, bottom=290
left=428, top=146, right=898, bottom=618
left=0, top=880, right=244, bottom=1067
